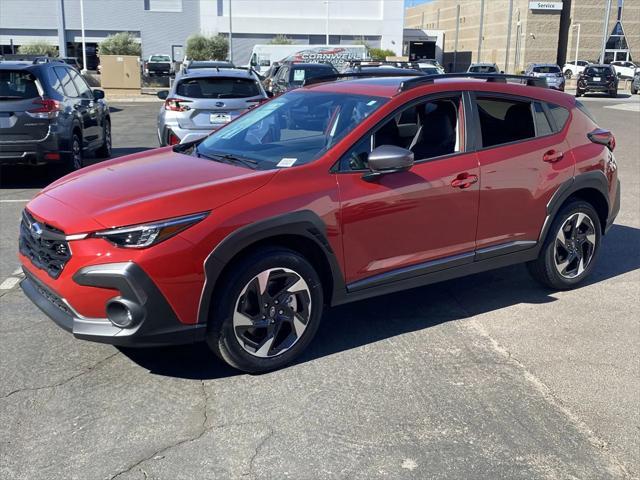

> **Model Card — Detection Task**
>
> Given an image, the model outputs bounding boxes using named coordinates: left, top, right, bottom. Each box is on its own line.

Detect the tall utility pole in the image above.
left=505, top=0, right=514, bottom=72
left=600, top=0, right=612, bottom=62
left=477, top=0, right=485, bottom=61
left=573, top=23, right=581, bottom=67
left=79, top=0, right=87, bottom=73
left=325, top=1, right=330, bottom=45
left=453, top=4, right=460, bottom=71
left=228, top=0, right=233, bottom=62
left=56, top=0, right=67, bottom=58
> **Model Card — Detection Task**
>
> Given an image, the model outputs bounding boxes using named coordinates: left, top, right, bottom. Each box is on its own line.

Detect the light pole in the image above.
left=600, top=0, right=612, bottom=62
left=325, top=1, right=330, bottom=45
left=228, top=0, right=233, bottom=62
left=79, top=0, right=87, bottom=73
left=477, top=0, right=485, bottom=61
left=572, top=23, right=581, bottom=68
left=505, top=0, right=514, bottom=73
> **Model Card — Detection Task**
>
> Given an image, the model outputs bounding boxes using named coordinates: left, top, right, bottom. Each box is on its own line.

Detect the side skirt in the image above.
left=335, top=243, right=539, bottom=306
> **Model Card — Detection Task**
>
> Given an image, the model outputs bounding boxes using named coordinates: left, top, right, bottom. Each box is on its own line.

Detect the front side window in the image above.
left=476, top=97, right=535, bottom=148
left=341, top=95, right=463, bottom=171
left=176, top=77, right=261, bottom=99
left=197, top=91, right=387, bottom=168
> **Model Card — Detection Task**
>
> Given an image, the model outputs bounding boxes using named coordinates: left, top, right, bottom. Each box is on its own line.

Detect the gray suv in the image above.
left=525, top=63, right=565, bottom=91
left=157, top=68, right=267, bottom=145
left=0, top=61, right=111, bottom=171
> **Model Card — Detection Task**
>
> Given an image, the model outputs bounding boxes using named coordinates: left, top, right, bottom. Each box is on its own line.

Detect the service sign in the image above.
left=529, top=1, right=563, bottom=10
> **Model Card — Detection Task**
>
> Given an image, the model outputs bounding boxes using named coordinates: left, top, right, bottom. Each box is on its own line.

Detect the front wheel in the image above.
left=527, top=200, right=601, bottom=290
left=207, top=248, right=324, bottom=373
left=575, top=89, right=583, bottom=97
left=564, top=69, right=573, bottom=79
left=609, top=89, right=618, bottom=98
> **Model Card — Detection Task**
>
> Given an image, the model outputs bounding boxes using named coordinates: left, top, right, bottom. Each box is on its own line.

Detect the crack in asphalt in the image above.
left=445, top=287, right=633, bottom=479
left=1, top=351, right=120, bottom=400
left=243, top=425, right=275, bottom=479
left=109, top=380, right=211, bottom=480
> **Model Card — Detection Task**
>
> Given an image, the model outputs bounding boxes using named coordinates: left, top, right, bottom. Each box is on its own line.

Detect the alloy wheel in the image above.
left=105, top=122, right=112, bottom=156
left=233, top=267, right=312, bottom=358
left=72, top=136, right=82, bottom=170
left=554, top=212, right=597, bottom=279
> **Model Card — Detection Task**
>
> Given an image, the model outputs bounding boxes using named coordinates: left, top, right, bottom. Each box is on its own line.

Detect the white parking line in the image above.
left=0, top=276, right=21, bottom=290
left=605, top=103, right=640, bottom=112
left=0, top=199, right=30, bottom=203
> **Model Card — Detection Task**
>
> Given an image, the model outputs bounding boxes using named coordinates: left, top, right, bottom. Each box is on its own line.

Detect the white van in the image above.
left=248, top=45, right=367, bottom=74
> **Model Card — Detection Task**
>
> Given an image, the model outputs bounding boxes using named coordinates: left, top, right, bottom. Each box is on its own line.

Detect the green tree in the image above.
left=17, top=41, right=58, bottom=57
left=98, top=32, right=141, bottom=56
left=185, top=34, right=229, bottom=60
left=270, top=35, right=293, bottom=45
left=368, top=48, right=397, bottom=61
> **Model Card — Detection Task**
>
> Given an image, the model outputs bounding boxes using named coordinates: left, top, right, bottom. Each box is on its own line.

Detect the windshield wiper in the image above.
left=195, top=147, right=258, bottom=169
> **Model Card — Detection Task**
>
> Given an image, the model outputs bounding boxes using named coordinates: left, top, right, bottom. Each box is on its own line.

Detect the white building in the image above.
left=200, top=0, right=405, bottom=64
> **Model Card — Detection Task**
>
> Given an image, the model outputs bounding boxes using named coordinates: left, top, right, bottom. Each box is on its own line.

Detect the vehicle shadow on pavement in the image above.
left=120, top=223, right=640, bottom=379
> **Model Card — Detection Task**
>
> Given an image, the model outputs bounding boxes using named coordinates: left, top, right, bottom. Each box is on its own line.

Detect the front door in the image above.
left=337, top=93, right=480, bottom=285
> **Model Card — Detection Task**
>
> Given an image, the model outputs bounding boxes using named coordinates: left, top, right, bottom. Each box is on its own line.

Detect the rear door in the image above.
left=471, top=93, right=574, bottom=253
left=53, top=66, right=99, bottom=147
left=0, top=69, right=48, bottom=144
left=174, top=75, right=265, bottom=131
left=69, top=68, right=102, bottom=145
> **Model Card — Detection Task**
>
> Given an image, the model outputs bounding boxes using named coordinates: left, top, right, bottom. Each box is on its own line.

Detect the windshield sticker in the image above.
left=293, top=69, right=306, bottom=81
left=277, top=158, right=297, bottom=168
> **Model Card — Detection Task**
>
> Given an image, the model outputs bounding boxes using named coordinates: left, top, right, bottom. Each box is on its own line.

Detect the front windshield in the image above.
left=197, top=91, right=388, bottom=169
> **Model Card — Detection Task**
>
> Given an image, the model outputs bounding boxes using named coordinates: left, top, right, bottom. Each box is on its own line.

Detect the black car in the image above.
left=576, top=64, right=618, bottom=97
left=270, top=62, right=338, bottom=95
left=0, top=61, right=111, bottom=172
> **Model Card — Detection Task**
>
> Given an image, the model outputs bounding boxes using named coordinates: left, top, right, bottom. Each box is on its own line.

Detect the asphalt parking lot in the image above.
left=0, top=91, right=638, bottom=480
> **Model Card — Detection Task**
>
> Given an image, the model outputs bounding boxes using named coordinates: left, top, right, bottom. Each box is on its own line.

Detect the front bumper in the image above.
left=21, top=262, right=206, bottom=347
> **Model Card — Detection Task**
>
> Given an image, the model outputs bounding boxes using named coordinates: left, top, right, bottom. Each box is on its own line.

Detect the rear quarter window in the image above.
left=0, top=70, right=40, bottom=99
left=575, top=100, right=597, bottom=123
left=546, top=103, right=570, bottom=132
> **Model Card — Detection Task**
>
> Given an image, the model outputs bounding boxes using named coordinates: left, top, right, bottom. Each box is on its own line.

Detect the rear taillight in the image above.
left=588, top=128, right=615, bottom=151
left=164, top=98, right=191, bottom=112
left=26, top=99, right=61, bottom=119
left=167, top=130, right=180, bottom=145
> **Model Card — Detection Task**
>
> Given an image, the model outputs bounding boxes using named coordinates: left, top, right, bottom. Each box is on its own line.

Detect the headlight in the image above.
left=93, top=212, right=208, bottom=248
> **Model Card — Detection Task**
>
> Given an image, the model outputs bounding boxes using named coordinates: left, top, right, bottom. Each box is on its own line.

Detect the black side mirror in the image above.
left=266, top=90, right=274, bottom=98
left=363, top=145, right=414, bottom=182
left=157, top=90, right=169, bottom=100
left=92, top=88, right=105, bottom=100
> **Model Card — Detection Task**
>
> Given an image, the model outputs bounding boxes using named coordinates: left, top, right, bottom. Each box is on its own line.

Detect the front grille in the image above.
left=19, top=210, right=71, bottom=279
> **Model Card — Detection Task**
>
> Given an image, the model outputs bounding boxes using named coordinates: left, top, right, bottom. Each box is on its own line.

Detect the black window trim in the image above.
left=468, top=91, right=567, bottom=152
left=332, top=90, right=473, bottom=173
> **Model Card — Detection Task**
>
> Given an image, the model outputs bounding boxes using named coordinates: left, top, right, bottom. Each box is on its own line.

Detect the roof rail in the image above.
left=303, top=70, right=423, bottom=87
left=398, top=73, right=547, bottom=91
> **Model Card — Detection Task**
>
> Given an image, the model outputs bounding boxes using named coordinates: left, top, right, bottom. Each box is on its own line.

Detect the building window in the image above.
left=217, top=0, right=223, bottom=16
left=144, top=0, right=182, bottom=12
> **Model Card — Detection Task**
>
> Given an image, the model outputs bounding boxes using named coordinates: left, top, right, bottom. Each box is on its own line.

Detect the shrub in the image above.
left=17, top=41, right=58, bottom=57
left=185, top=34, right=229, bottom=61
left=368, top=48, right=397, bottom=61
left=270, top=35, right=293, bottom=45
left=98, top=32, right=141, bottom=56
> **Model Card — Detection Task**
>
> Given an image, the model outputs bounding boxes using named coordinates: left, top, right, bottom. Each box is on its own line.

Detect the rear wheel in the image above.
left=527, top=200, right=601, bottom=290
left=54, top=132, right=83, bottom=175
left=207, top=248, right=324, bottom=373
left=575, top=89, right=583, bottom=97
left=95, top=119, right=112, bottom=158
left=609, top=89, right=618, bottom=97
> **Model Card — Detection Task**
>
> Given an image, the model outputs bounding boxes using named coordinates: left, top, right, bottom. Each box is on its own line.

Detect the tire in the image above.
left=527, top=200, right=601, bottom=290
left=609, top=89, right=618, bottom=98
left=575, top=90, right=583, bottom=97
left=55, top=131, right=83, bottom=175
left=207, top=247, right=324, bottom=373
left=564, top=69, right=572, bottom=79
left=95, top=119, right=112, bottom=158
left=631, top=87, right=638, bottom=95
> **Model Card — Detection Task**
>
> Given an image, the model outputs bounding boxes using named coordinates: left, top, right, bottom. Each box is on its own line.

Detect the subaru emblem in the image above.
left=30, top=222, right=43, bottom=239
left=215, top=101, right=224, bottom=107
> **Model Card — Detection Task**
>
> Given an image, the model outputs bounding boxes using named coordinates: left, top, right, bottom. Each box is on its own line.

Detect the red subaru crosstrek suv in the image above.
left=19, top=73, right=620, bottom=372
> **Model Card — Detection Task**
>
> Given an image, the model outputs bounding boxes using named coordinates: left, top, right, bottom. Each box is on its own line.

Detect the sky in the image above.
left=405, top=0, right=433, bottom=6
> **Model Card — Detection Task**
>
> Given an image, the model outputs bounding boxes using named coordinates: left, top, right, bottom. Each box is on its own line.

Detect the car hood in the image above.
left=31, top=147, right=277, bottom=233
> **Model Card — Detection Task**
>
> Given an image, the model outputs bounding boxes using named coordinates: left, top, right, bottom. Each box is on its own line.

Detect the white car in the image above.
left=610, top=61, right=638, bottom=79
left=562, top=60, right=589, bottom=79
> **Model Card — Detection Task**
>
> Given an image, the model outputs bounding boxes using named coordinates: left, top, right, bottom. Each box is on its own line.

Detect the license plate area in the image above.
left=210, top=112, right=231, bottom=124
left=594, top=77, right=601, bottom=81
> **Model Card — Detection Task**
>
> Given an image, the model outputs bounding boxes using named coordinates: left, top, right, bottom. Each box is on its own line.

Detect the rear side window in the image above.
left=0, top=70, right=40, bottom=99
left=533, top=102, right=552, bottom=136
left=476, top=97, right=535, bottom=148
left=176, top=77, right=260, bottom=99
left=54, top=67, right=79, bottom=97
left=69, top=70, right=93, bottom=99
left=546, top=103, right=570, bottom=132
